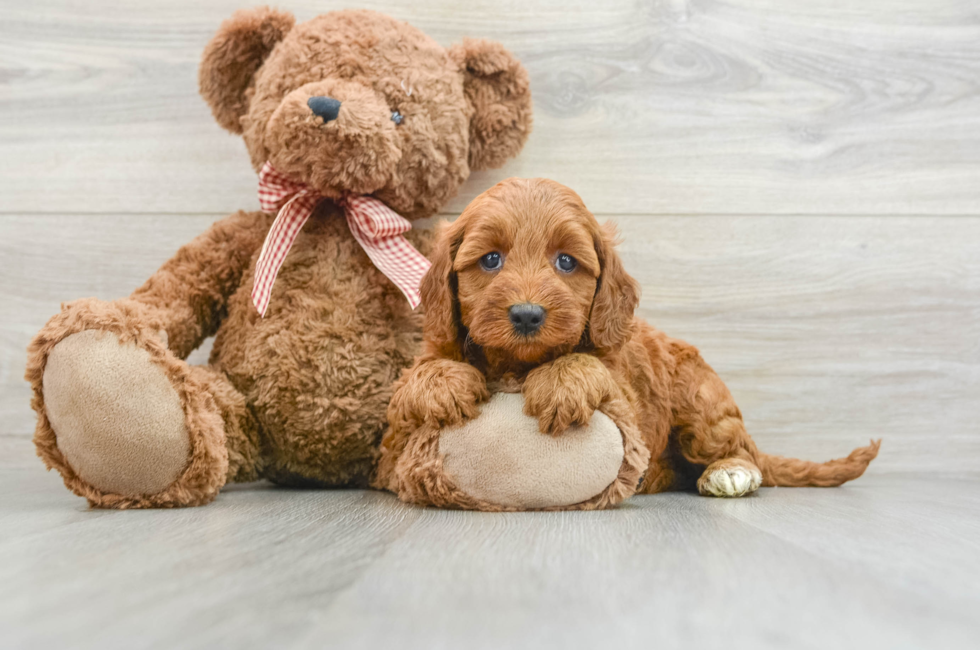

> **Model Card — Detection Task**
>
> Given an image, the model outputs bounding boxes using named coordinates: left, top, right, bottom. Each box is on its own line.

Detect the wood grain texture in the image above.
left=1, top=456, right=977, bottom=649
left=1, top=0, right=979, bottom=215
left=2, top=214, right=977, bottom=472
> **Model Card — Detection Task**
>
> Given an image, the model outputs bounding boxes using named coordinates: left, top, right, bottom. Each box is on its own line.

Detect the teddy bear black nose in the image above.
left=509, top=303, right=547, bottom=336
left=307, top=96, right=341, bottom=122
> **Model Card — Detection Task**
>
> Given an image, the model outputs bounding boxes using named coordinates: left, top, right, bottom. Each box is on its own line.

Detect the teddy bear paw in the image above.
left=42, top=330, right=191, bottom=498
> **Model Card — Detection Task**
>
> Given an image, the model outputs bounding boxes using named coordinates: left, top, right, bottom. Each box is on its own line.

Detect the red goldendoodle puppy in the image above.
left=386, top=178, right=879, bottom=499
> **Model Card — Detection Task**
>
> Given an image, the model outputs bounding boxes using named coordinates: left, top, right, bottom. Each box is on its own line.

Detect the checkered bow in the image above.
left=251, top=162, right=431, bottom=316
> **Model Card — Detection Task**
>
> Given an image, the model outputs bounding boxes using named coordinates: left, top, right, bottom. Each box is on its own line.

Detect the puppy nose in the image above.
left=509, top=303, right=547, bottom=336
left=307, top=96, right=341, bottom=122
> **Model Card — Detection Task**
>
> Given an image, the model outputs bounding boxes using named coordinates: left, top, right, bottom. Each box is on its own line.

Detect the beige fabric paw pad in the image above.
left=439, top=393, right=625, bottom=509
left=42, top=331, right=190, bottom=497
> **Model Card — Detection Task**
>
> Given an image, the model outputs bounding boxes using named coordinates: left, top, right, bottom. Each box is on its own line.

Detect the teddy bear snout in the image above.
left=307, top=96, right=341, bottom=123
left=265, top=79, right=402, bottom=199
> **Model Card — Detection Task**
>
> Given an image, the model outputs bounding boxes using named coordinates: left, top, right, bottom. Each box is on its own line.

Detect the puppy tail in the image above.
left=757, top=439, right=881, bottom=487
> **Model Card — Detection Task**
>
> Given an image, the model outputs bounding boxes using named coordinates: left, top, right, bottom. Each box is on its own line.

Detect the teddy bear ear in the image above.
left=450, top=39, right=533, bottom=171
left=199, top=7, right=295, bottom=134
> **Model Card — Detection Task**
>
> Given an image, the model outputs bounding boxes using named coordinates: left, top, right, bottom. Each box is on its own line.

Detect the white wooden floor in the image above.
left=2, top=1, right=979, bottom=647
left=2, top=443, right=978, bottom=649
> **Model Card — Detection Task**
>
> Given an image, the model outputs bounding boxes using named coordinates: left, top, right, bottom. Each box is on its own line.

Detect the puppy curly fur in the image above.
left=381, top=178, right=880, bottom=502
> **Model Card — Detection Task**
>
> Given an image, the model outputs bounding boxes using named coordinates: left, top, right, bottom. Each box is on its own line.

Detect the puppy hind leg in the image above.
left=671, top=359, right=762, bottom=497
left=689, top=411, right=762, bottom=497
left=697, top=457, right=763, bottom=497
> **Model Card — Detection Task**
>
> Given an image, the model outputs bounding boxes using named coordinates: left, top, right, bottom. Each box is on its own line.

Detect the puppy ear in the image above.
left=199, top=7, right=295, bottom=134
left=420, top=220, right=466, bottom=360
left=589, top=221, right=640, bottom=353
left=450, top=39, right=533, bottom=171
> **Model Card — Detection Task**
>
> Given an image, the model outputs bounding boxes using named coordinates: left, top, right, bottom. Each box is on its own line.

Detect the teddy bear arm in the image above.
left=129, top=210, right=271, bottom=359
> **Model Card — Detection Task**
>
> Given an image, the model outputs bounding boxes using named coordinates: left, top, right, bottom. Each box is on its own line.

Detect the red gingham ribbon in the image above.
left=251, top=162, right=431, bottom=317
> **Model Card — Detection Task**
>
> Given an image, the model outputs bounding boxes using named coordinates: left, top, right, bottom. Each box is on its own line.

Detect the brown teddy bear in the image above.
left=25, top=8, right=532, bottom=508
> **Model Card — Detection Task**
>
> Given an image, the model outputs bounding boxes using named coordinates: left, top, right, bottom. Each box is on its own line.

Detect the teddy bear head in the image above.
left=199, top=8, right=532, bottom=220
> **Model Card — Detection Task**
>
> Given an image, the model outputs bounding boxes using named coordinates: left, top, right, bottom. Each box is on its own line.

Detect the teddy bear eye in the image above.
left=391, top=111, right=404, bottom=125
left=479, top=252, right=503, bottom=271
left=555, top=253, right=577, bottom=273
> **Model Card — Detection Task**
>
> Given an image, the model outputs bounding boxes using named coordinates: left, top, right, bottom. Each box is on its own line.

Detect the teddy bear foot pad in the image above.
left=42, top=330, right=191, bottom=497
left=439, top=393, right=625, bottom=509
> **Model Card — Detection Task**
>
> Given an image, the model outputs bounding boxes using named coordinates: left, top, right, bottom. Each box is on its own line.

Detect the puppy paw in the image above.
left=523, top=386, right=599, bottom=435
left=522, top=354, right=618, bottom=435
left=389, top=359, right=489, bottom=429
left=697, top=460, right=763, bottom=498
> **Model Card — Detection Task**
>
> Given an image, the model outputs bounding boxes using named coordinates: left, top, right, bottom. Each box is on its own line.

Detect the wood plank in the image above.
left=1, top=466, right=977, bottom=648
left=624, top=215, right=980, bottom=470
left=311, top=479, right=980, bottom=650
left=2, top=213, right=977, bottom=472
left=1, top=0, right=979, bottom=215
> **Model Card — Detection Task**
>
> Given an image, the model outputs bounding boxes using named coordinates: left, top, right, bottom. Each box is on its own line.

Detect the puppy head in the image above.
left=421, top=178, right=639, bottom=364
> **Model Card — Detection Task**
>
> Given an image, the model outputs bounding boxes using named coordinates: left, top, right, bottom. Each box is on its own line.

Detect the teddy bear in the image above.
left=24, top=7, right=533, bottom=508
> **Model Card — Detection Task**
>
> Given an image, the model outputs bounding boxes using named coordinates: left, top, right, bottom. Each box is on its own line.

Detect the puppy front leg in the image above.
left=378, top=358, right=488, bottom=495
left=388, top=358, right=489, bottom=430
left=522, top=353, right=620, bottom=435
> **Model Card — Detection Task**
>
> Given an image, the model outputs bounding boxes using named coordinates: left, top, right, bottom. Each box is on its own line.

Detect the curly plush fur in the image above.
left=380, top=178, right=880, bottom=506
left=26, top=9, right=532, bottom=508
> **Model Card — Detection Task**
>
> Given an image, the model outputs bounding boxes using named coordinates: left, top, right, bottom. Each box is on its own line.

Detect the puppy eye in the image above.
left=391, top=110, right=404, bottom=125
left=479, top=252, right=503, bottom=271
left=555, top=253, right=577, bottom=273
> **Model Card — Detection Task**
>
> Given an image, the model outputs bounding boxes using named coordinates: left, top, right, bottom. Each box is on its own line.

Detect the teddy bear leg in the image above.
left=186, top=365, right=263, bottom=485
left=407, top=393, right=641, bottom=511
left=28, top=301, right=232, bottom=508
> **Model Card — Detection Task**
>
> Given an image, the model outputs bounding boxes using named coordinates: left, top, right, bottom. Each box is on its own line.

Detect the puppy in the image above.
left=386, top=178, right=879, bottom=498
